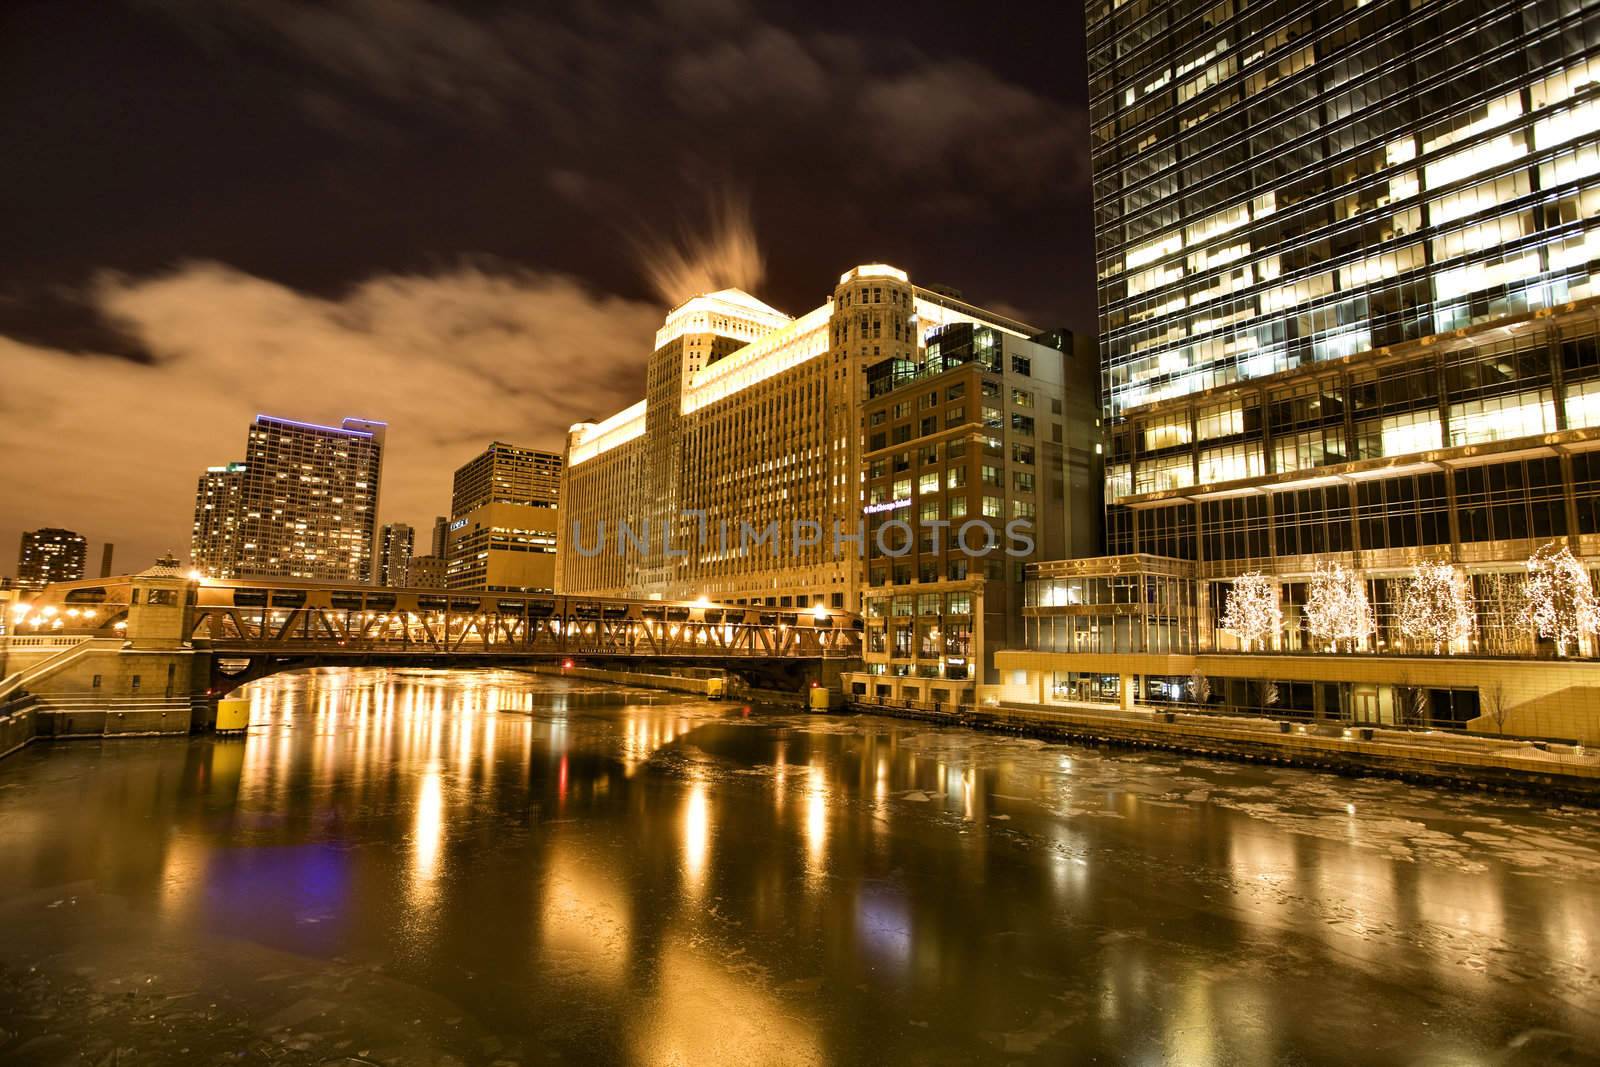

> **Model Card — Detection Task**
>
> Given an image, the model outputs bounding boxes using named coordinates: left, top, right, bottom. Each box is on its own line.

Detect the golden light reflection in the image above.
left=157, top=833, right=207, bottom=924
left=631, top=940, right=824, bottom=1066
left=409, top=761, right=444, bottom=918
left=1164, top=975, right=1219, bottom=1066
left=804, top=764, right=827, bottom=887
left=683, top=778, right=710, bottom=896
left=540, top=841, right=631, bottom=985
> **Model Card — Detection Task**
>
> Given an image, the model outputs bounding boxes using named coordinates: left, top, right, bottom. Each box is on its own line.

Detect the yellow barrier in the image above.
left=215, top=698, right=250, bottom=734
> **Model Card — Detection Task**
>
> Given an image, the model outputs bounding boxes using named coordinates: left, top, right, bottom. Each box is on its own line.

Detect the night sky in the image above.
left=1, top=0, right=1092, bottom=572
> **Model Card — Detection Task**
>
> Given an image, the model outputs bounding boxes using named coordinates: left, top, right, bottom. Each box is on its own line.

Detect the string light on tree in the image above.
left=1397, top=560, right=1474, bottom=654
left=1524, top=541, right=1599, bottom=657
left=1303, top=561, right=1375, bottom=652
left=1220, top=571, right=1281, bottom=651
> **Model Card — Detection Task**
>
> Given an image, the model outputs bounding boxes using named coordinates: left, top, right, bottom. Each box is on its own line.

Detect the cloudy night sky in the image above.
left=0, top=0, right=1092, bottom=572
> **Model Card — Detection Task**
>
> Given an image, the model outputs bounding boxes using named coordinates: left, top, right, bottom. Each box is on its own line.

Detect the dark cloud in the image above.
left=668, top=27, right=833, bottom=115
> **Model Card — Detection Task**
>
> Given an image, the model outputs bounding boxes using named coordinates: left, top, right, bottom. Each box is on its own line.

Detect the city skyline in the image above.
left=0, top=0, right=1094, bottom=576
left=5, top=2, right=1600, bottom=1061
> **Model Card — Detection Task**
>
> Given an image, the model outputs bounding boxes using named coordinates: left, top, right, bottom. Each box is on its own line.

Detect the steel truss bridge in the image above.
left=185, top=583, right=862, bottom=692
left=12, top=577, right=861, bottom=694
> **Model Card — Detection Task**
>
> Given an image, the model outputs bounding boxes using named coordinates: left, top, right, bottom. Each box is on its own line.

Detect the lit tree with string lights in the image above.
left=1220, top=571, right=1281, bottom=651
left=1303, top=561, right=1375, bottom=652
left=1396, top=560, right=1474, bottom=654
left=1524, top=542, right=1599, bottom=657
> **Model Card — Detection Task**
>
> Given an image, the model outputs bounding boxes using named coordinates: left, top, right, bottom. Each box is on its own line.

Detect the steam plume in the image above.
left=636, top=192, right=766, bottom=306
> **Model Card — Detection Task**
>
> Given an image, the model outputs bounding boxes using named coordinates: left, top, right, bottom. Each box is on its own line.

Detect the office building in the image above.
left=98, top=543, right=115, bottom=578
left=451, top=443, right=561, bottom=515
left=558, top=264, right=1095, bottom=676
left=445, top=443, right=561, bottom=592
left=189, top=415, right=386, bottom=583
left=377, top=522, right=415, bottom=587
left=17, top=528, right=87, bottom=590
left=854, top=324, right=1101, bottom=705
left=997, top=0, right=1600, bottom=733
left=430, top=516, right=449, bottom=559
left=444, top=502, right=560, bottom=592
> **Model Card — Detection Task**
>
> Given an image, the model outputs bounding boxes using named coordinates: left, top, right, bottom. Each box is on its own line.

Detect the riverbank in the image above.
left=851, top=698, right=1600, bottom=802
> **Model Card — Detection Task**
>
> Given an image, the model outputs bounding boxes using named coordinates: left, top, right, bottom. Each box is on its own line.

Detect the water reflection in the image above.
left=0, top=666, right=1597, bottom=1065
left=683, top=776, right=710, bottom=895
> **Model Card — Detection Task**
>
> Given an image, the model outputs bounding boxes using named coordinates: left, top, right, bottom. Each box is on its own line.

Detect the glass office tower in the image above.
left=995, top=0, right=1600, bottom=733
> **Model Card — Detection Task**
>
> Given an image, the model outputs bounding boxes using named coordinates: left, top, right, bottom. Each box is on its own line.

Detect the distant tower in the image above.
left=17, top=528, right=87, bottom=590
left=376, top=522, right=415, bottom=587
left=445, top=443, right=563, bottom=593
left=99, top=542, right=115, bottom=578
left=451, top=442, right=562, bottom=514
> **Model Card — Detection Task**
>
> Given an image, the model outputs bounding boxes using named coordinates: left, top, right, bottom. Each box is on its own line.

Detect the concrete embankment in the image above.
left=524, top=665, right=724, bottom=696
left=851, top=699, right=1600, bottom=802
left=522, top=665, right=806, bottom=705
left=0, top=696, right=40, bottom=761
left=0, top=692, right=205, bottom=763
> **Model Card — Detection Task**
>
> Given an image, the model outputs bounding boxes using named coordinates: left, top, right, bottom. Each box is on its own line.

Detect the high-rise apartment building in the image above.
left=445, top=443, right=561, bottom=592
left=17, top=528, right=87, bottom=590
left=377, top=522, right=415, bottom=587
left=558, top=265, right=1094, bottom=662
left=450, top=443, right=561, bottom=515
left=189, top=416, right=386, bottom=583
left=191, top=463, right=247, bottom=579
left=998, top=0, right=1600, bottom=730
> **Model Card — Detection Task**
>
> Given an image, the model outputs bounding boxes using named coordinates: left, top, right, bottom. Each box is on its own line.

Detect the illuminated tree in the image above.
left=1396, top=561, right=1474, bottom=653
left=1220, top=572, right=1281, bottom=651
left=1524, top=542, right=1599, bottom=657
left=1302, top=562, right=1375, bottom=652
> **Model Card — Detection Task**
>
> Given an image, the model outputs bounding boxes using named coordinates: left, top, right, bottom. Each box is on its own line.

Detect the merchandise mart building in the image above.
left=996, top=0, right=1600, bottom=740
left=557, top=265, right=1100, bottom=703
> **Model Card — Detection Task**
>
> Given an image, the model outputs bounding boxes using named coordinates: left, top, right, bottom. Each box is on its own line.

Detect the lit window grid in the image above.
left=1103, top=307, right=1600, bottom=506
left=1087, top=0, right=1600, bottom=419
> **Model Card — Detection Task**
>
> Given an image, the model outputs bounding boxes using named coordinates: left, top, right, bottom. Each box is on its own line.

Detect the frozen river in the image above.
left=0, top=667, right=1596, bottom=1064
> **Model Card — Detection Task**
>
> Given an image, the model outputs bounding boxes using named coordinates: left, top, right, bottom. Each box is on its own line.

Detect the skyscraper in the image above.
left=445, top=443, right=561, bottom=592
left=191, top=463, right=247, bottom=579
left=376, top=522, right=415, bottom=587
left=450, top=442, right=561, bottom=515
left=998, top=0, right=1600, bottom=725
left=189, top=416, right=386, bottom=583
left=16, top=528, right=87, bottom=590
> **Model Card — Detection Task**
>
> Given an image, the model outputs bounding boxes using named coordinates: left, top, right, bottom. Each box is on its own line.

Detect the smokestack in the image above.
left=99, top=543, right=115, bottom=578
